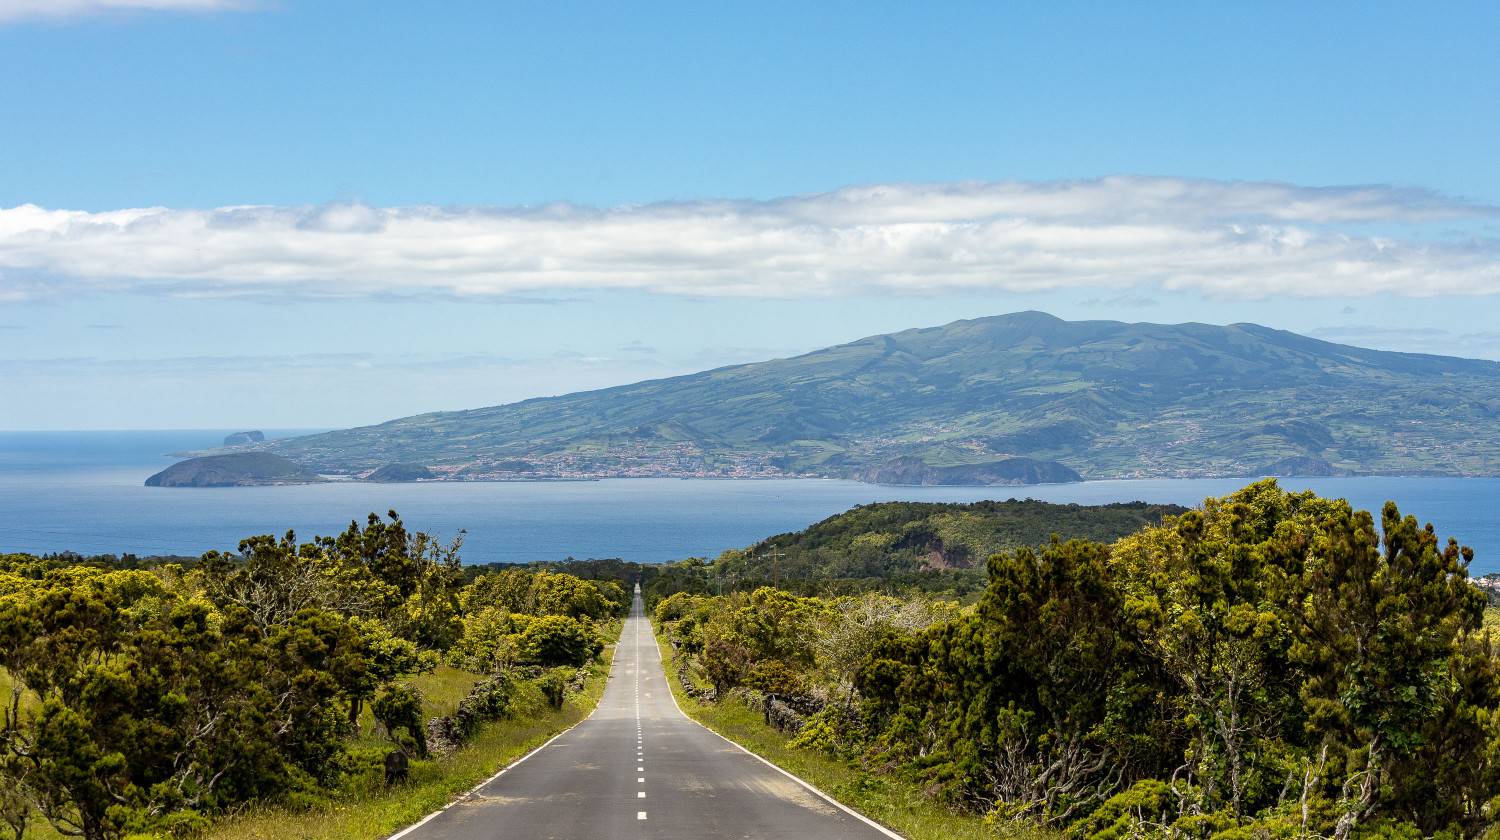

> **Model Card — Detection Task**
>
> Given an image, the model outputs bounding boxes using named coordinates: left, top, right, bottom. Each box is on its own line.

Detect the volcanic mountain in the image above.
left=242, top=311, right=1500, bottom=483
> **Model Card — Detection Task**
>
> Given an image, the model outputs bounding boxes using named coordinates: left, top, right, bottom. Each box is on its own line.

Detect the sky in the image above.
left=2, top=0, right=1498, bottom=430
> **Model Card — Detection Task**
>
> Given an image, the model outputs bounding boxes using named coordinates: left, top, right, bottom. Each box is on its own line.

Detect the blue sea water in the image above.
left=3, top=430, right=1500, bottom=575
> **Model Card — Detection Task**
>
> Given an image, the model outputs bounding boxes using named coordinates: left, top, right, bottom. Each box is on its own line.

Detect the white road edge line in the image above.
left=382, top=721, right=575, bottom=840
left=652, top=622, right=909, bottom=840
left=383, top=626, right=628, bottom=840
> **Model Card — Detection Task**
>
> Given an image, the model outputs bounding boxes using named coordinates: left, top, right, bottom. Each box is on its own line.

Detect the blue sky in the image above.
left=2, top=0, right=1498, bottom=430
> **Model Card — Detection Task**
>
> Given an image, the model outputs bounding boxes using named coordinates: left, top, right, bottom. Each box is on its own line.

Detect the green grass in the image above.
left=199, top=650, right=613, bottom=840
left=16, top=651, right=614, bottom=840
left=348, top=665, right=484, bottom=749
left=1, top=667, right=42, bottom=716
left=657, top=636, right=1058, bottom=840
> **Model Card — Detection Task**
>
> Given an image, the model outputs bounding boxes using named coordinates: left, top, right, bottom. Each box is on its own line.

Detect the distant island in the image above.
left=187, top=312, right=1500, bottom=484
left=222, top=430, right=265, bottom=446
left=145, top=452, right=325, bottom=487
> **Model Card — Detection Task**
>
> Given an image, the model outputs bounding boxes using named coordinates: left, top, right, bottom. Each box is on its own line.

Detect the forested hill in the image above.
left=244, top=311, right=1500, bottom=481
left=714, top=499, right=1189, bottom=581
left=634, top=498, right=1192, bottom=604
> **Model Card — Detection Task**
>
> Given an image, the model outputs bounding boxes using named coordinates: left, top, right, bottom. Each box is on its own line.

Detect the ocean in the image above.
left=3, top=430, right=1500, bottom=575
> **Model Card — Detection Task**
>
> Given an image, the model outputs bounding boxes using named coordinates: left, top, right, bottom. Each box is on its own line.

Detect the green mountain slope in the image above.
left=726, top=499, right=1192, bottom=578
left=250, top=311, right=1500, bottom=481
left=145, top=452, right=326, bottom=487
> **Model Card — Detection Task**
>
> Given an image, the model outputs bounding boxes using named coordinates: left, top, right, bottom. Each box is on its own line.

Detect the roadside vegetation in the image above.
left=192, top=651, right=610, bottom=840
left=8, top=482, right=1499, bottom=840
left=0, top=513, right=631, bottom=840
left=653, top=480, right=1500, bottom=840
left=659, top=634, right=1059, bottom=840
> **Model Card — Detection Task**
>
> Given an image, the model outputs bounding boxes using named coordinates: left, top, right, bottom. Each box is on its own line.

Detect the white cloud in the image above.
left=0, top=0, right=254, bottom=22
left=1, top=176, right=1497, bottom=302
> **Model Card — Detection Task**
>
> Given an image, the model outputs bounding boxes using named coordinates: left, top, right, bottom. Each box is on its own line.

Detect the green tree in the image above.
left=0, top=588, right=367, bottom=839
left=446, top=608, right=527, bottom=672
left=372, top=684, right=427, bottom=758
left=1113, top=482, right=1310, bottom=823
left=518, top=615, right=599, bottom=668
left=1291, top=500, right=1486, bottom=839
left=971, top=537, right=1146, bottom=824
left=701, top=638, right=752, bottom=696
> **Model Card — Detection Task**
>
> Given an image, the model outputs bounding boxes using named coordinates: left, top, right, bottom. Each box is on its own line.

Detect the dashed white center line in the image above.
left=624, top=606, right=656, bottom=823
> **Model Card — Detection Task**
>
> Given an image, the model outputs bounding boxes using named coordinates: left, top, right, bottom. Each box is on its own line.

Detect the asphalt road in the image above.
left=394, top=590, right=898, bottom=840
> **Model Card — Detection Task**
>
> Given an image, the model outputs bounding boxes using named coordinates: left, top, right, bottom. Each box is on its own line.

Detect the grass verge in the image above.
left=347, top=665, right=485, bottom=750
left=18, top=650, right=614, bottom=840
left=655, top=635, right=1057, bottom=840
left=200, top=649, right=613, bottom=840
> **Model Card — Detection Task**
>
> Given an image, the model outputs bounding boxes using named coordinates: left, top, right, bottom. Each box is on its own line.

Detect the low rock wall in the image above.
left=425, top=665, right=591, bottom=755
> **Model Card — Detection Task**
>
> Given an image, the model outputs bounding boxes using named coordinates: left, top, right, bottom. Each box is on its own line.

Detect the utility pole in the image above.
left=760, top=544, right=787, bottom=586
left=716, top=569, right=738, bottom=597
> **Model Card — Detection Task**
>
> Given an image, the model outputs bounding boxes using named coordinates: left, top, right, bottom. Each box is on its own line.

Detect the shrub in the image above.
left=372, top=684, right=428, bottom=757
left=518, top=615, right=600, bottom=668
left=742, top=660, right=804, bottom=696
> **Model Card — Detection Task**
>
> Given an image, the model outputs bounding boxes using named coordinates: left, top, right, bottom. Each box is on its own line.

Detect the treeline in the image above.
left=465, top=555, right=664, bottom=588
left=656, top=481, right=1497, bottom=840
left=11, top=552, right=201, bottom=573
left=0, top=512, right=630, bottom=840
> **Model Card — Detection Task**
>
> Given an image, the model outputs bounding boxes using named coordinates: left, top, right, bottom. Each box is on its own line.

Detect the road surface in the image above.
left=394, top=591, right=897, bottom=840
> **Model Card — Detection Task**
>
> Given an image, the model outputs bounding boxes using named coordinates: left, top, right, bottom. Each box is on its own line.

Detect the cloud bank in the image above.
left=2, top=176, right=1497, bottom=302
left=0, top=0, right=253, bottom=22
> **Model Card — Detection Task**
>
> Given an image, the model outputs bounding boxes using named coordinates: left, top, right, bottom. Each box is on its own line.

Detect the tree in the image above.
left=806, top=592, right=955, bottom=698
left=701, top=638, right=752, bottom=696
left=344, top=618, right=425, bottom=726
left=447, top=608, right=526, bottom=672
left=519, top=615, right=599, bottom=668
left=1291, top=500, right=1485, bottom=839
left=372, top=685, right=427, bottom=758
left=198, top=531, right=389, bottom=627
left=321, top=512, right=466, bottom=649
left=0, top=589, right=368, bottom=840
left=1113, top=482, right=1311, bottom=823
left=972, top=537, right=1138, bottom=824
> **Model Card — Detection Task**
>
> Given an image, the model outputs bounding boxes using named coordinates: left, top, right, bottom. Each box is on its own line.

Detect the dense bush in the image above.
left=372, top=684, right=427, bottom=757
left=519, top=615, right=602, bottom=668
left=848, top=482, right=1493, bottom=837
left=657, top=481, right=1500, bottom=840
left=0, top=512, right=622, bottom=840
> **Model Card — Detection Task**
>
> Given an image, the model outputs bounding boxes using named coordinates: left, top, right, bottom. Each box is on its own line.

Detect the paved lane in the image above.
left=395, top=589, right=897, bottom=840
